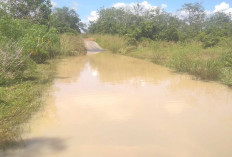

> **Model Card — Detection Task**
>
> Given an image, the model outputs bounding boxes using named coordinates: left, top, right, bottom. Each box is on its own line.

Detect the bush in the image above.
left=0, top=17, right=60, bottom=64
left=202, top=35, right=220, bottom=48
left=20, top=26, right=60, bottom=63
left=0, top=17, right=30, bottom=40
left=0, top=42, right=35, bottom=85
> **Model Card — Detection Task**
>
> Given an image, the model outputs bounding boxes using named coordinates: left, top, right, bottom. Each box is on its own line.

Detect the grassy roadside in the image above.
left=0, top=61, right=56, bottom=148
left=0, top=35, right=86, bottom=149
left=92, top=34, right=232, bottom=86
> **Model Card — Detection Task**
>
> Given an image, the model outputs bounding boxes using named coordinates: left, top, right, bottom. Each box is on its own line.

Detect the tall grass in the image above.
left=93, top=34, right=232, bottom=85
left=0, top=43, right=35, bottom=85
left=0, top=34, right=86, bottom=148
left=0, top=60, right=56, bottom=149
left=92, top=34, right=134, bottom=53
left=60, top=34, right=86, bottom=56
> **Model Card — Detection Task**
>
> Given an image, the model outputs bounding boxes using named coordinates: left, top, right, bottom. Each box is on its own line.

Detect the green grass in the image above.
left=0, top=60, right=56, bottom=149
left=92, top=34, right=134, bottom=53
left=92, top=34, right=232, bottom=86
left=0, top=34, right=86, bottom=149
left=60, top=34, right=87, bottom=56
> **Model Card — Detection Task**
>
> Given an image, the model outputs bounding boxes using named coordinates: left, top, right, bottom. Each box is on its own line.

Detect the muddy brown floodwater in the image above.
left=2, top=51, right=232, bottom=157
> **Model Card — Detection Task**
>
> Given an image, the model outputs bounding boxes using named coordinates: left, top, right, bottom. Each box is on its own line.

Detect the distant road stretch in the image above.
left=84, top=39, right=104, bottom=53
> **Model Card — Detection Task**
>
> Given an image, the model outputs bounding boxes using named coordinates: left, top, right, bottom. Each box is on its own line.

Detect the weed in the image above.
left=60, top=34, right=86, bottom=56
left=93, top=34, right=232, bottom=85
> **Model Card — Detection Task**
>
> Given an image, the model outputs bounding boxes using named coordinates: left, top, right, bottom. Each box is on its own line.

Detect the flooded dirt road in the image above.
left=3, top=46, right=232, bottom=157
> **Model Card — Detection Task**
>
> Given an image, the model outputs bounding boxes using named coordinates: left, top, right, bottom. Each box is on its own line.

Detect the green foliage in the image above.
left=221, top=51, right=232, bottom=68
left=0, top=43, right=35, bottom=85
left=93, top=34, right=131, bottom=53
left=199, top=32, right=220, bottom=48
left=0, top=17, right=29, bottom=40
left=4, top=0, right=52, bottom=25
left=94, top=34, right=232, bottom=85
left=199, top=12, right=232, bottom=48
left=0, top=17, right=60, bottom=63
left=89, top=8, right=131, bottom=34
left=20, top=25, right=60, bottom=63
left=0, top=61, right=56, bottom=148
left=0, top=1, right=86, bottom=148
left=60, top=34, right=86, bottom=56
left=50, top=7, right=83, bottom=33
left=180, top=2, right=206, bottom=36
left=89, top=6, right=182, bottom=42
left=89, top=2, right=232, bottom=48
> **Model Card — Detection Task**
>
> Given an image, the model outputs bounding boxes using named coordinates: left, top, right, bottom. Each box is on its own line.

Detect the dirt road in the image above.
left=84, top=39, right=104, bottom=53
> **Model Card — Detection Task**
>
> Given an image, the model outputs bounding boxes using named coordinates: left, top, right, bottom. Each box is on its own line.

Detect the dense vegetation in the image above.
left=0, top=0, right=86, bottom=148
left=89, top=3, right=232, bottom=85
left=89, top=3, right=232, bottom=47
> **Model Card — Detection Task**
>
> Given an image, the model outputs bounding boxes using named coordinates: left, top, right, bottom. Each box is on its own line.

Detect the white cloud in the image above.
left=51, top=0, right=58, bottom=8
left=214, top=2, right=232, bottom=15
left=214, top=2, right=229, bottom=12
left=174, top=10, right=188, bottom=20
left=112, top=3, right=127, bottom=8
left=88, top=11, right=99, bottom=22
left=71, top=1, right=78, bottom=11
left=139, top=1, right=157, bottom=10
left=225, top=8, right=232, bottom=14
left=112, top=1, right=167, bottom=11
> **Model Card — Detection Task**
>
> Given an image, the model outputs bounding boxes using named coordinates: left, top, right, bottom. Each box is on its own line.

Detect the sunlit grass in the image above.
left=93, top=34, right=232, bottom=86
left=0, top=61, right=56, bottom=149
left=0, top=35, right=87, bottom=149
left=60, top=34, right=86, bottom=56
left=91, top=34, right=132, bottom=53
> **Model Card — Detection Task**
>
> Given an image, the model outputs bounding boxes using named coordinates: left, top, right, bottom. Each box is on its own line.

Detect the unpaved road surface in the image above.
left=84, top=39, right=104, bottom=53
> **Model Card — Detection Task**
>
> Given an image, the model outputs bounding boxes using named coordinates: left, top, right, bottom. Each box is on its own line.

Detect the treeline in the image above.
left=89, top=2, right=232, bottom=48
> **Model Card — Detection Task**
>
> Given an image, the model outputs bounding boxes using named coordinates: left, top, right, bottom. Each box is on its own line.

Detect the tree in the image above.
left=180, top=2, right=206, bottom=36
left=199, top=12, right=232, bottom=47
left=50, top=7, right=82, bottom=33
left=6, top=0, right=52, bottom=25
left=88, top=6, right=181, bottom=42
left=207, top=12, right=231, bottom=27
left=88, top=8, right=128, bottom=34
left=0, top=1, right=8, bottom=17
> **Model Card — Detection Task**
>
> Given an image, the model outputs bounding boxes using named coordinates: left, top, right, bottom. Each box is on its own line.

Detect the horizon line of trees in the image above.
left=88, top=2, right=232, bottom=48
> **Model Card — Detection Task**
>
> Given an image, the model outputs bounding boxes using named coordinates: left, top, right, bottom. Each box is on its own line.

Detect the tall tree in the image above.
left=5, top=0, right=52, bottom=25
left=51, top=7, right=82, bottom=33
left=180, top=2, right=206, bottom=36
left=0, top=1, right=8, bottom=17
left=88, top=8, right=129, bottom=34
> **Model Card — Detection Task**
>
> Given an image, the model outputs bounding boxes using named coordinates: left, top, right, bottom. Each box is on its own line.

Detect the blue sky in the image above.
left=51, top=0, right=232, bottom=23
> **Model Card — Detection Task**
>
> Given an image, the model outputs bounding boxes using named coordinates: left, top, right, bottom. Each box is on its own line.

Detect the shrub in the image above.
left=20, top=26, right=60, bottom=63
left=0, top=17, right=60, bottom=64
left=0, top=43, right=35, bottom=85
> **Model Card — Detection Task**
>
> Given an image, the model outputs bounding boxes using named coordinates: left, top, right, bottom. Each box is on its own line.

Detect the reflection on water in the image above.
left=3, top=52, right=232, bottom=157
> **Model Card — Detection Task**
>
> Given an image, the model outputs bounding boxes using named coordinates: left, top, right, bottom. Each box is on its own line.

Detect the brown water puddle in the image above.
left=3, top=52, right=232, bottom=157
